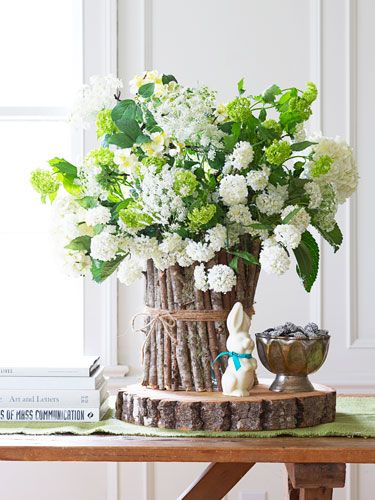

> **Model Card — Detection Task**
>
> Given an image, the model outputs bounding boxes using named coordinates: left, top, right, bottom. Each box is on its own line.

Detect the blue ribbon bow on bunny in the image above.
left=213, top=351, right=253, bottom=371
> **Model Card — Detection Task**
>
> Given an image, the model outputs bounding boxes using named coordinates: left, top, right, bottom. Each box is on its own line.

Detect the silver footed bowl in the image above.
left=255, top=334, right=330, bottom=392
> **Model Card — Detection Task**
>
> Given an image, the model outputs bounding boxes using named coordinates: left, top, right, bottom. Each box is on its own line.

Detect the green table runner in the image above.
left=0, top=397, right=374, bottom=438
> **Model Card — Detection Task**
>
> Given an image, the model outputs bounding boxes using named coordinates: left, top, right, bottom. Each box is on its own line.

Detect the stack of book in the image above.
left=0, top=356, right=108, bottom=422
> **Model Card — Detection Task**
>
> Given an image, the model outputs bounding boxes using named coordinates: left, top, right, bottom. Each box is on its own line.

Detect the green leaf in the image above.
left=229, top=250, right=260, bottom=265
left=91, top=255, right=125, bottom=283
left=293, top=230, right=319, bottom=292
left=135, top=133, right=151, bottom=144
left=111, top=100, right=140, bottom=125
left=49, top=158, right=77, bottom=179
left=291, top=141, right=316, bottom=152
left=250, top=222, right=273, bottom=230
left=262, top=84, right=281, bottom=103
left=77, top=196, right=97, bottom=209
left=65, top=236, right=91, bottom=252
left=162, top=74, right=177, bottom=85
left=93, top=224, right=104, bottom=235
left=313, top=222, right=343, bottom=253
left=237, top=78, right=245, bottom=95
left=107, top=119, right=142, bottom=148
left=138, top=82, right=155, bottom=98
left=282, top=206, right=302, bottom=224
left=229, top=255, right=239, bottom=272
left=259, top=108, right=267, bottom=122
left=62, top=177, right=81, bottom=196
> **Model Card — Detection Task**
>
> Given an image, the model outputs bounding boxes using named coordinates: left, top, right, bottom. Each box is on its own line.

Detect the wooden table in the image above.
left=1, top=435, right=375, bottom=499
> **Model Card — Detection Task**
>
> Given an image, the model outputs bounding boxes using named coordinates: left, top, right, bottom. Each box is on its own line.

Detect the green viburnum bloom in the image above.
left=312, top=184, right=337, bottom=231
left=289, top=96, right=312, bottom=121
left=86, top=147, right=115, bottom=167
left=142, top=156, right=166, bottom=171
left=226, top=96, right=252, bottom=123
left=188, top=204, right=216, bottom=232
left=173, top=170, right=198, bottom=197
left=265, top=140, right=292, bottom=165
left=119, top=204, right=153, bottom=230
left=95, top=109, right=119, bottom=137
left=262, top=119, right=282, bottom=136
left=302, top=82, right=318, bottom=105
left=30, top=169, right=59, bottom=203
left=310, top=155, right=333, bottom=177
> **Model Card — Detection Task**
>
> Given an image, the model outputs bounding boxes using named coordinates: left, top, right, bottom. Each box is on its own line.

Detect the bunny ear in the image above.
left=227, top=302, right=244, bottom=333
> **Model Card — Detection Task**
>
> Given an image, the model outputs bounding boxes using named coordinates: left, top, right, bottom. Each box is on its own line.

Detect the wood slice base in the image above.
left=116, top=379, right=336, bottom=431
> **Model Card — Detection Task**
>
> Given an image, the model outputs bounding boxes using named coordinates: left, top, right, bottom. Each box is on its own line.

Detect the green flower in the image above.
left=86, top=147, right=115, bottom=167
left=226, top=96, right=252, bottom=123
left=262, top=119, right=282, bottom=136
left=289, top=96, right=312, bottom=121
left=119, top=204, right=153, bottom=230
left=30, top=169, right=59, bottom=203
left=302, top=82, right=318, bottom=105
left=173, top=170, right=198, bottom=197
left=188, top=204, right=216, bottom=232
left=142, top=156, right=166, bottom=171
left=265, top=140, right=291, bottom=165
left=95, top=109, right=119, bottom=137
left=310, top=155, right=333, bottom=177
left=312, top=184, right=337, bottom=231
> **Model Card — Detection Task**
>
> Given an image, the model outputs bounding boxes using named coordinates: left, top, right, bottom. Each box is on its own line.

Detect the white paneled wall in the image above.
left=117, top=0, right=374, bottom=499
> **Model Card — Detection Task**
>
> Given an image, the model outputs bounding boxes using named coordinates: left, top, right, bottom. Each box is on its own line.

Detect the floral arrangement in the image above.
left=31, top=71, right=358, bottom=293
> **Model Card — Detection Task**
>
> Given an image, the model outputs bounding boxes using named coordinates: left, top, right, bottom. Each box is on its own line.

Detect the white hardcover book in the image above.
left=0, top=367, right=104, bottom=390
left=0, top=399, right=110, bottom=422
left=0, top=382, right=107, bottom=408
left=0, top=356, right=100, bottom=377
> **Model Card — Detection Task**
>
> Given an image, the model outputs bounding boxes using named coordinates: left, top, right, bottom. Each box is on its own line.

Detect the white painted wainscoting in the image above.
left=117, top=0, right=375, bottom=499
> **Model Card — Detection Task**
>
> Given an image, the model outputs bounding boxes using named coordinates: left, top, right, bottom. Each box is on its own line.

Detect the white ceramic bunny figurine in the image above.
left=221, top=302, right=257, bottom=397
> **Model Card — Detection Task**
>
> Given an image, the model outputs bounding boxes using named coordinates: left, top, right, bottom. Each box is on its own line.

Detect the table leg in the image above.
left=177, top=462, right=255, bottom=500
left=285, top=463, right=346, bottom=500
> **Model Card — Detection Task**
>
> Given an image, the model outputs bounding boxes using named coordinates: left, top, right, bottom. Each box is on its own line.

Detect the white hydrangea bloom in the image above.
left=219, top=174, right=248, bottom=206
left=255, top=184, right=288, bottom=216
left=194, top=263, right=209, bottom=291
left=117, top=257, right=145, bottom=286
left=62, top=250, right=91, bottom=277
left=186, top=241, right=215, bottom=263
left=308, top=136, right=358, bottom=203
left=225, top=141, right=254, bottom=171
left=227, top=204, right=253, bottom=226
left=78, top=162, right=108, bottom=201
left=207, top=264, right=237, bottom=293
left=281, top=205, right=311, bottom=232
left=259, top=241, right=291, bottom=275
left=85, top=206, right=111, bottom=226
left=304, top=182, right=322, bottom=209
left=246, top=166, right=271, bottom=191
left=274, top=224, right=301, bottom=249
left=114, top=148, right=140, bottom=174
left=205, top=224, right=227, bottom=252
left=90, top=232, right=119, bottom=261
left=70, top=75, right=123, bottom=127
left=51, top=193, right=86, bottom=245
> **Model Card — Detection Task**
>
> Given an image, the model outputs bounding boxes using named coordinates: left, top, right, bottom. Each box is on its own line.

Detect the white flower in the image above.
left=205, top=224, right=227, bottom=252
left=62, top=250, right=91, bottom=277
left=129, top=70, right=163, bottom=95
left=259, top=241, right=291, bottom=275
left=256, top=184, right=288, bottom=215
left=186, top=241, right=215, bottom=263
left=227, top=204, right=253, bottom=226
left=90, top=232, right=119, bottom=261
left=194, top=263, right=209, bottom=291
left=226, top=141, right=254, bottom=171
left=114, top=148, right=140, bottom=174
left=85, top=206, right=111, bottom=226
left=117, top=257, right=145, bottom=286
left=246, top=166, right=270, bottom=191
left=308, top=136, right=358, bottom=203
left=294, top=123, right=306, bottom=142
left=219, top=174, right=248, bottom=206
left=142, top=132, right=168, bottom=156
left=274, top=224, right=301, bottom=249
left=304, top=182, right=322, bottom=209
left=207, top=264, right=237, bottom=293
left=70, top=75, right=123, bottom=127
left=281, top=205, right=311, bottom=232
